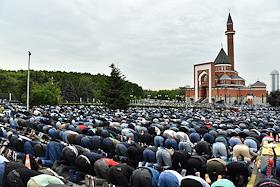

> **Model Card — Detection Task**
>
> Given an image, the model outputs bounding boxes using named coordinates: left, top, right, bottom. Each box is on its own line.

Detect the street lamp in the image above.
left=26, top=51, right=31, bottom=111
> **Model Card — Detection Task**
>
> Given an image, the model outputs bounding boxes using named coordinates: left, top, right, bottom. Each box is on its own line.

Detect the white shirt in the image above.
left=176, top=131, right=191, bottom=142
left=163, top=130, right=177, bottom=139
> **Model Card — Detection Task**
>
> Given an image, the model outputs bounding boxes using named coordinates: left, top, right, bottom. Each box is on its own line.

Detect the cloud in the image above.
left=0, top=0, right=279, bottom=90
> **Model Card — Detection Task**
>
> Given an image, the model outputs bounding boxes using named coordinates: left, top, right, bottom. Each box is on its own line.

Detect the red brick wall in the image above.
left=186, top=88, right=267, bottom=98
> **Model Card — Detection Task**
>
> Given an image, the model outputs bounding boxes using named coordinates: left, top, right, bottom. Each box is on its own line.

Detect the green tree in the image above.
left=0, top=72, right=18, bottom=97
left=92, top=74, right=108, bottom=101
left=123, top=81, right=144, bottom=99
left=268, top=91, right=280, bottom=106
left=30, top=82, right=61, bottom=106
left=143, top=87, right=186, bottom=100
left=101, top=64, right=129, bottom=109
left=0, top=69, right=143, bottom=104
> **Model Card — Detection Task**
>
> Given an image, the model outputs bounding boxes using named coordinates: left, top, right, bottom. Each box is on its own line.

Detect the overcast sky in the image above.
left=0, top=0, right=279, bottom=90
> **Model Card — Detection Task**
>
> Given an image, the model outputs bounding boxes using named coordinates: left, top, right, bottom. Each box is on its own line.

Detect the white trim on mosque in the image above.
left=214, top=64, right=232, bottom=67
left=198, top=71, right=208, bottom=83
left=194, top=63, right=212, bottom=103
left=225, top=31, right=235, bottom=35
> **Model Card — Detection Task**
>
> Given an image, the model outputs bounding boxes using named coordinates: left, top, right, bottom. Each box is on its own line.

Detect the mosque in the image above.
left=185, top=14, right=267, bottom=105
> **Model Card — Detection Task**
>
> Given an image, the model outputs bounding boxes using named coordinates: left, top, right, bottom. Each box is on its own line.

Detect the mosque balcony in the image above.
left=225, top=30, right=235, bottom=35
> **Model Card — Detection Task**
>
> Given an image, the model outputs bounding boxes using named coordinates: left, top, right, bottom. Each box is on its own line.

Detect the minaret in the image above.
left=225, top=13, right=235, bottom=70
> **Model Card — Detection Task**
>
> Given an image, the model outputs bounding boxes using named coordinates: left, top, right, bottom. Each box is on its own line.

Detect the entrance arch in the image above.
left=194, top=63, right=212, bottom=103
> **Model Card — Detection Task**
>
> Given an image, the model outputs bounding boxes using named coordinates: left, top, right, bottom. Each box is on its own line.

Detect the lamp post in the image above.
left=26, top=51, right=31, bottom=111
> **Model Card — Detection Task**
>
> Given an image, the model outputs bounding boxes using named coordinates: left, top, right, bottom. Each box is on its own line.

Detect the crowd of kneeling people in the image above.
left=0, top=102, right=280, bottom=187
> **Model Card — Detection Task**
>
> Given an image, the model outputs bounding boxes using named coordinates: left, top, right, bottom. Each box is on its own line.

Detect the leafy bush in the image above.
left=30, top=82, right=61, bottom=106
